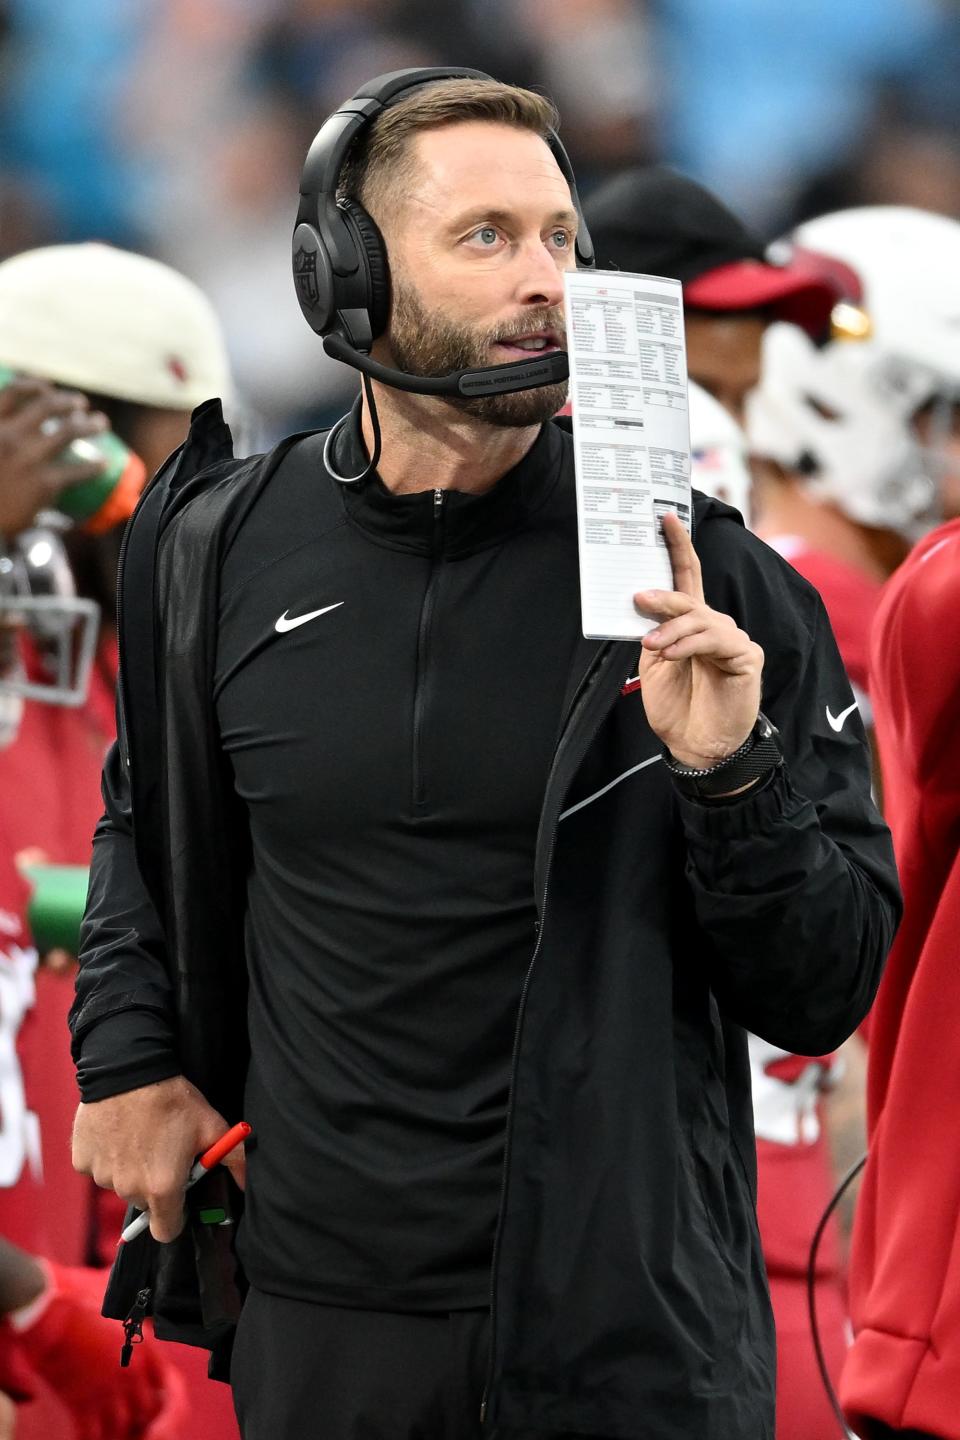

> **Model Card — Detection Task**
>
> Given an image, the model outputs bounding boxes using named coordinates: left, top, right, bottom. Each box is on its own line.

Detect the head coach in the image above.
left=69, top=69, right=899, bottom=1440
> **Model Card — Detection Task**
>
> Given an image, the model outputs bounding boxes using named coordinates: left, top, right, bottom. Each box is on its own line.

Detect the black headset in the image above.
left=292, top=66, right=594, bottom=400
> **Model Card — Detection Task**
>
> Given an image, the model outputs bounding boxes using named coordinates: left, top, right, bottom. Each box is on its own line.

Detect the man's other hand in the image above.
left=71, top=1075, right=246, bottom=1244
left=0, top=377, right=108, bottom=538
left=633, top=511, right=763, bottom=768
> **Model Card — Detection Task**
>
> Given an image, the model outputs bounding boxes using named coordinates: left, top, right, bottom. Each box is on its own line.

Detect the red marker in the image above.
left=119, top=1121, right=251, bottom=1245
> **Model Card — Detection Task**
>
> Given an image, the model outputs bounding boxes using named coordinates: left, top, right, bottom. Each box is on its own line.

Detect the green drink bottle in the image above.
left=23, top=863, right=90, bottom=956
left=0, top=365, right=146, bottom=533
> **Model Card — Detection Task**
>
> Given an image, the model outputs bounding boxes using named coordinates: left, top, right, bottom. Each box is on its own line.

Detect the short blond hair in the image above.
left=339, top=78, right=560, bottom=218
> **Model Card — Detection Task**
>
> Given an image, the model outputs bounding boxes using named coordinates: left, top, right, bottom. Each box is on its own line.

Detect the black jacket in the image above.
left=70, top=402, right=900, bottom=1439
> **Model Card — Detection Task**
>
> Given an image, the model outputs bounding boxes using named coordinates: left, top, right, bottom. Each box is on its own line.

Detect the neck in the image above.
left=359, top=380, right=540, bottom=497
left=753, top=476, right=903, bottom=581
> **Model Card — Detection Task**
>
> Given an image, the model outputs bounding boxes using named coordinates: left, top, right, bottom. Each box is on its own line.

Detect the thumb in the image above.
left=194, top=1108, right=248, bottom=1192
left=632, top=589, right=694, bottom=621
left=221, top=1143, right=247, bottom=1193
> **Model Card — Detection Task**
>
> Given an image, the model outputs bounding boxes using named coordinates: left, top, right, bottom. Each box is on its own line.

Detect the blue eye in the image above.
left=475, top=226, right=499, bottom=246
left=552, top=230, right=570, bottom=248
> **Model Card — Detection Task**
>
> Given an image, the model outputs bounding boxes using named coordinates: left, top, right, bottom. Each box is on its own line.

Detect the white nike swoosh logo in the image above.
left=274, top=602, right=344, bottom=633
left=825, top=700, right=858, bottom=733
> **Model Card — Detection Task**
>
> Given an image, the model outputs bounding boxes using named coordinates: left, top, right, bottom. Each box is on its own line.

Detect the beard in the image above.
left=388, top=279, right=569, bottom=428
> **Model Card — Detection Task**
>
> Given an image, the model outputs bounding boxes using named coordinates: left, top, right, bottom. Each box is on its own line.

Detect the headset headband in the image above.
left=293, top=66, right=594, bottom=353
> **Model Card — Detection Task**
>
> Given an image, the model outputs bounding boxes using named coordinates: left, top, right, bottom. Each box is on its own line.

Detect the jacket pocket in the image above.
left=102, top=1212, right=154, bottom=1308
left=101, top=1173, right=246, bottom=1367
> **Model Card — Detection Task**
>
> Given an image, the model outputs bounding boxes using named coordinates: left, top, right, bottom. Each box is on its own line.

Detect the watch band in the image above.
left=663, top=713, right=783, bottom=799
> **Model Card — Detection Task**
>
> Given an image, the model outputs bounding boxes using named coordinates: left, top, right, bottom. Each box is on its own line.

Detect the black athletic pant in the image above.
left=230, top=1288, right=489, bottom=1440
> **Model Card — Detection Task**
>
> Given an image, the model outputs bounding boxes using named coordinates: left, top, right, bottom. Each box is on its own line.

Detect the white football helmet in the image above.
left=747, top=206, right=960, bottom=540
left=0, top=528, right=99, bottom=748
left=688, top=380, right=752, bottom=525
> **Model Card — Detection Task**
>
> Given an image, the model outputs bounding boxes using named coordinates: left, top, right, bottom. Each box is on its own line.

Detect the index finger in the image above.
left=0, top=376, right=44, bottom=416
left=660, top=511, right=704, bottom=604
left=0, top=376, right=63, bottom=418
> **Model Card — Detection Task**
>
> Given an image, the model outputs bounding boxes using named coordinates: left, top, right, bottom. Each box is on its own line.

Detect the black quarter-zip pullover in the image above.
left=72, top=397, right=900, bottom=1436
left=213, top=414, right=583, bottom=1308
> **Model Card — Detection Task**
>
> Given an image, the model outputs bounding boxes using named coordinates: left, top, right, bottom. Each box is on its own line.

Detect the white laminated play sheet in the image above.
left=563, top=269, right=692, bottom=639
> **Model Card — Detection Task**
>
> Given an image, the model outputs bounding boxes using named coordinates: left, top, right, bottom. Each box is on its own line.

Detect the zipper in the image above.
left=120, top=1286, right=152, bottom=1367
left=479, top=642, right=616, bottom=1426
left=411, top=489, right=444, bottom=813
left=479, top=829, right=558, bottom=1428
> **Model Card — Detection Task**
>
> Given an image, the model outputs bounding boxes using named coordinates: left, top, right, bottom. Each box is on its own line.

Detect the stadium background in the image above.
left=2, top=0, right=959, bottom=443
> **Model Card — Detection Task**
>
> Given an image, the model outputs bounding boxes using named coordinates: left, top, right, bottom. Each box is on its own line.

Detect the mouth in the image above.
left=492, top=329, right=564, bottom=361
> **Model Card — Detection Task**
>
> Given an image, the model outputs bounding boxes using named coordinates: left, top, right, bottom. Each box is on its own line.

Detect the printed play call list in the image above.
left=563, top=269, right=692, bottom=639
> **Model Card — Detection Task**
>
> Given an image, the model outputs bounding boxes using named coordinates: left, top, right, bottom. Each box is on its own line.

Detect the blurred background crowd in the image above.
left=2, top=0, right=959, bottom=440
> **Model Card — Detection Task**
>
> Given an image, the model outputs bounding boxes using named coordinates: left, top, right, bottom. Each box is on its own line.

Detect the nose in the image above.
left=514, top=236, right=566, bottom=310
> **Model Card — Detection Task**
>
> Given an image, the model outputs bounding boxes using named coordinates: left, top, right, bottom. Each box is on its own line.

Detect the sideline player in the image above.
left=0, top=563, right=184, bottom=1437
left=0, top=243, right=238, bottom=1439
left=840, top=514, right=960, bottom=1440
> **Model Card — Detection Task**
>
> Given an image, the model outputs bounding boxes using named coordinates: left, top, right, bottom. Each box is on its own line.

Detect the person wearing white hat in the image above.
left=0, top=242, right=240, bottom=1440
left=0, top=241, right=234, bottom=494
left=0, top=240, right=235, bottom=632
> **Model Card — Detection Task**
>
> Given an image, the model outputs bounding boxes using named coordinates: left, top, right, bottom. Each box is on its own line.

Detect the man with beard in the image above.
left=69, top=73, right=899, bottom=1440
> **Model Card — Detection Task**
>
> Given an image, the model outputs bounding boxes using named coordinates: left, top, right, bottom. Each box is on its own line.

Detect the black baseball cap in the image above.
left=583, top=167, right=855, bottom=337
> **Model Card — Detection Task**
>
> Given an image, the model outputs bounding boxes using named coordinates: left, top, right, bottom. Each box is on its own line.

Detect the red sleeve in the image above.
left=869, top=522, right=960, bottom=793
left=841, top=521, right=960, bottom=1436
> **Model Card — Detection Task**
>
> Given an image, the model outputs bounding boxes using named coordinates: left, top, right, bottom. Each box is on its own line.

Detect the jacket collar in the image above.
left=330, top=397, right=566, bottom=558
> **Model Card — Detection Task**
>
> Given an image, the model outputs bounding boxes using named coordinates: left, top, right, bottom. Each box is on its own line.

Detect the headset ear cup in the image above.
left=340, top=200, right=391, bottom=340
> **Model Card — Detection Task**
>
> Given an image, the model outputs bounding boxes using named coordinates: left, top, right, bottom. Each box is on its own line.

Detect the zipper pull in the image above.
left=431, top=488, right=444, bottom=555
left=120, top=1286, right=152, bottom=1367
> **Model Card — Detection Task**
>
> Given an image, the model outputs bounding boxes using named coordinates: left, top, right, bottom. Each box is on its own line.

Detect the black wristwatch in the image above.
left=663, top=712, right=783, bottom=800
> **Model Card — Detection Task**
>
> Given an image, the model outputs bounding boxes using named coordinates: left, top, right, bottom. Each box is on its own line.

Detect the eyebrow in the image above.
left=446, top=206, right=579, bottom=233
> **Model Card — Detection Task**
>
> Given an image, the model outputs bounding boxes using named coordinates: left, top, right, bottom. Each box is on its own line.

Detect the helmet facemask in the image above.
left=0, top=528, right=100, bottom=748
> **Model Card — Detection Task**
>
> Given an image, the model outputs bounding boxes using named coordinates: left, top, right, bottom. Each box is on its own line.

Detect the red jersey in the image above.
left=0, top=834, right=45, bottom=1255
left=841, top=519, right=960, bottom=1438
left=0, top=637, right=116, bottom=865
left=751, top=1038, right=841, bottom=1279
left=0, top=637, right=117, bottom=1267
left=751, top=530, right=871, bottom=1281
left=765, top=534, right=882, bottom=704
left=751, top=534, right=873, bottom=1437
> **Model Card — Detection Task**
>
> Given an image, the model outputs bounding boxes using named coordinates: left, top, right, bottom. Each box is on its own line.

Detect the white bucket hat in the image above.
left=0, top=242, right=233, bottom=409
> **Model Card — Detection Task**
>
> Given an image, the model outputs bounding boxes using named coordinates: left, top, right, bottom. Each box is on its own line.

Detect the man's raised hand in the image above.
left=633, top=512, right=763, bottom=768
